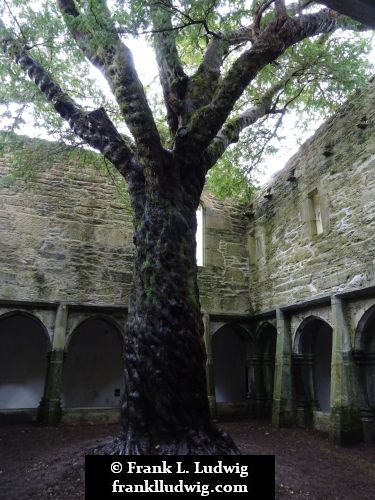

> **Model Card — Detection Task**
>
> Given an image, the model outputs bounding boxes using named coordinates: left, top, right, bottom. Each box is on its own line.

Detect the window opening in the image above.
left=196, top=206, right=204, bottom=266
left=308, top=189, right=323, bottom=236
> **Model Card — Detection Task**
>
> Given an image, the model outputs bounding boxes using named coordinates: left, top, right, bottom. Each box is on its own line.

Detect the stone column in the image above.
left=330, top=296, right=362, bottom=444
left=292, top=353, right=318, bottom=428
left=246, top=353, right=255, bottom=415
left=246, top=355, right=265, bottom=417
left=272, top=309, right=295, bottom=427
left=37, top=303, right=68, bottom=425
left=203, top=314, right=217, bottom=419
left=263, top=354, right=276, bottom=417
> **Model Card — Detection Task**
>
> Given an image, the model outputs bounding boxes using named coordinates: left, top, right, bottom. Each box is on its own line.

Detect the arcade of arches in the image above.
left=0, top=307, right=126, bottom=424
left=1, top=300, right=374, bottom=445
left=1, top=79, right=375, bottom=445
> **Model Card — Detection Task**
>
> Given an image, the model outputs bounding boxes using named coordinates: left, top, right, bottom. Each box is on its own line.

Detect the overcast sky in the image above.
left=2, top=7, right=374, bottom=186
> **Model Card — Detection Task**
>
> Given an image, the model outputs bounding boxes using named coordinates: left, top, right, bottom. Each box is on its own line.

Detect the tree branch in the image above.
left=0, top=19, right=135, bottom=179
left=3, top=0, right=28, bottom=43
left=181, top=39, right=227, bottom=123
left=152, top=0, right=225, bottom=129
left=254, top=0, right=275, bottom=33
left=175, top=8, right=338, bottom=161
left=186, top=0, right=289, bottom=115
left=184, top=0, right=321, bottom=119
left=57, top=0, right=164, bottom=172
left=154, top=0, right=220, bottom=38
left=250, top=111, right=286, bottom=172
left=187, top=27, right=255, bottom=103
left=202, top=73, right=293, bottom=170
left=191, top=0, right=366, bottom=114
left=150, top=0, right=188, bottom=136
left=286, top=1, right=314, bottom=16
left=274, top=0, right=288, bottom=19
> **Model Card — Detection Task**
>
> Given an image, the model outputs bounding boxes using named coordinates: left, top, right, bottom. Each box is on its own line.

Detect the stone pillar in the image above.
left=37, top=304, right=68, bottom=425
left=247, top=355, right=265, bottom=417
left=330, top=296, right=362, bottom=445
left=292, top=353, right=318, bottom=428
left=272, top=309, right=295, bottom=427
left=203, top=314, right=217, bottom=419
left=263, top=355, right=276, bottom=417
left=246, top=353, right=255, bottom=414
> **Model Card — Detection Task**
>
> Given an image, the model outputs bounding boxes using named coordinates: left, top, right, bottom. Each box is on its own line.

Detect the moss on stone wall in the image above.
left=0, top=149, right=250, bottom=313
left=248, top=79, right=375, bottom=313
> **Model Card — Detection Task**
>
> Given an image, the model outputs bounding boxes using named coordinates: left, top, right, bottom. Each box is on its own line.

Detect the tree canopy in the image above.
left=0, top=1, right=373, bottom=202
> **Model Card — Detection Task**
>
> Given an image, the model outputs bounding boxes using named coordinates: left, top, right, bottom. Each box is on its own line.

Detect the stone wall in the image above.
left=2, top=80, right=375, bottom=441
left=248, top=78, right=375, bottom=313
left=0, top=148, right=250, bottom=314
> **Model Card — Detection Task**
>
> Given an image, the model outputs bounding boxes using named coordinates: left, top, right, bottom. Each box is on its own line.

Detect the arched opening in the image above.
left=0, top=312, right=49, bottom=409
left=355, top=305, right=375, bottom=408
left=62, top=318, right=124, bottom=408
left=353, top=305, right=375, bottom=443
left=294, top=316, right=333, bottom=413
left=212, top=324, right=247, bottom=405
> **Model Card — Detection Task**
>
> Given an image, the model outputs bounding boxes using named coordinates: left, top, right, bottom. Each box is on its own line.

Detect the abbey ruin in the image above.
left=0, top=78, right=374, bottom=446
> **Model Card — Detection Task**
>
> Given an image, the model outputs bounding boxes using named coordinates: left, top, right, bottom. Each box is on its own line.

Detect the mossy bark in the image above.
left=103, top=160, right=239, bottom=455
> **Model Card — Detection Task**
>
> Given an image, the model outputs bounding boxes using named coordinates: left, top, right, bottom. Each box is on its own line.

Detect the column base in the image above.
left=208, top=396, right=217, bottom=419
left=37, top=398, right=62, bottom=426
left=294, top=400, right=320, bottom=428
left=272, top=398, right=295, bottom=427
left=362, top=421, right=375, bottom=444
left=330, top=406, right=362, bottom=445
left=255, top=396, right=272, bottom=419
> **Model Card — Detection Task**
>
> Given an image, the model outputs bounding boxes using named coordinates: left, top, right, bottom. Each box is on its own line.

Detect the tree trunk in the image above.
left=103, top=163, right=239, bottom=454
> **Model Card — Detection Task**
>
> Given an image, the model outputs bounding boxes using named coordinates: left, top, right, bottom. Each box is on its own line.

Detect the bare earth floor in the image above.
left=0, top=418, right=374, bottom=499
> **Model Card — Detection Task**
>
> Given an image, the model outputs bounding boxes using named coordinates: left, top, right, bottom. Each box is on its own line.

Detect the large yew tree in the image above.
left=0, top=1, right=373, bottom=454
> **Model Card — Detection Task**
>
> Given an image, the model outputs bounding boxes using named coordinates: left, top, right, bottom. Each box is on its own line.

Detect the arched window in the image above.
left=196, top=205, right=204, bottom=266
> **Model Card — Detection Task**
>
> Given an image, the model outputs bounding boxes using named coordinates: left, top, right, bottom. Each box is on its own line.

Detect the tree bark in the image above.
left=103, top=159, right=239, bottom=455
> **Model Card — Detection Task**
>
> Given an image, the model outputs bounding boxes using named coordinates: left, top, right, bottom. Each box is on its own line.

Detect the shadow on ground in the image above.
left=0, top=418, right=374, bottom=499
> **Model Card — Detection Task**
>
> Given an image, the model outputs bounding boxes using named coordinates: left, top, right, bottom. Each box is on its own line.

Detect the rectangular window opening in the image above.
left=308, top=189, right=324, bottom=236
left=249, top=233, right=256, bottom=265
left=196, top=206, right=204, bottom=266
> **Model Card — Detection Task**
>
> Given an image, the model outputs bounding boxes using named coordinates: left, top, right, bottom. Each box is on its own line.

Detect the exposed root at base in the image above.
left=90, top=426, right=240, bottom=455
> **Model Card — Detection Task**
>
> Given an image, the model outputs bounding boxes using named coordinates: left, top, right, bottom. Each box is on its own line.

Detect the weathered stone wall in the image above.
left=200, top=197, right=250, bottom=312
left=248, top=78, right=375, bottom=313
left=0, top=150, right=250, bottom=313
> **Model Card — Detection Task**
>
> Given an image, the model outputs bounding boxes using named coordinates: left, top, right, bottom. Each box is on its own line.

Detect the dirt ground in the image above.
left=0, top=418, right=374, bottom=499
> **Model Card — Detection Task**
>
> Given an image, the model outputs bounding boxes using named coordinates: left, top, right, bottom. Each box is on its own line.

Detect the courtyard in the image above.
left=0, top=418, right=374, bottom=499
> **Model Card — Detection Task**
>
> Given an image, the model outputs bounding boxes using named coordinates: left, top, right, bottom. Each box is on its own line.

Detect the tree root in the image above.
left=90, top=425, right=240, bottom=455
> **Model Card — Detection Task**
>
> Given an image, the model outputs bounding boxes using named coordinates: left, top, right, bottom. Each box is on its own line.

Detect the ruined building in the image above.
left=0, top=78, right=375, bottom=446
